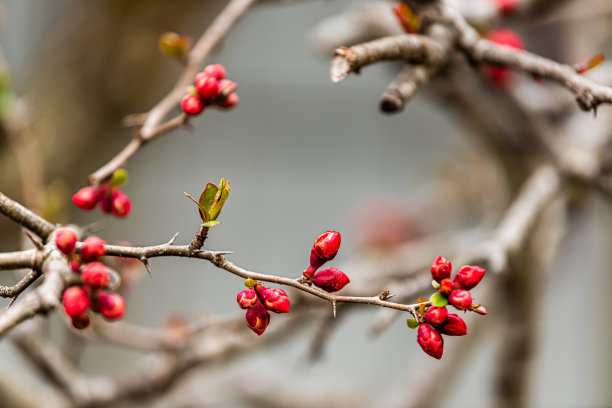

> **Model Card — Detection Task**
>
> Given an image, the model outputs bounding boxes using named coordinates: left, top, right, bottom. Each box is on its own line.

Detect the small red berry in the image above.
left=438, top=278, right=455, bottom=296
left=62, top=286, right=90, bottom=318
left=431, top=256, right=452, bottom=282
left=448, top=289, right=473, bottom=311
left=438, top=313, right=467, bottom=336
left=80, top=236, right=106, bottom=263
left=237, top=289, right=258, bottom=309
left=110, top=190, right=132, bottom=217
left=55, top=228, right=77, bottom=255
left=483, top=29, right=525, bottom=89
left=423, top=306, right=448, bottom=326
left=82, top=262, right=110, bottom=288
left=97, top=292, right=126, bottom=320
left=203, top=64, right=226, bottom=81
left=453, top=265, right=486, bottom=290
left=417, top=323, right=444, bottom=359
left=217, top=92, right=239, bottom=109
left=311, top=267, right=350, bottom=293
left=305, top=231, right=342, bottom=277
left=195, top=75, right=220, bottom=102
left=245, top=301, right=270, bottom=336
left=181, top=94, right=205, bottom=116
left=71, top=313, right=91, bottom=330
left=259, top=287, right=290, bottom=314
left=72, top=186, right=102, bottom=210
left=496, top=0, right=517, bottom=14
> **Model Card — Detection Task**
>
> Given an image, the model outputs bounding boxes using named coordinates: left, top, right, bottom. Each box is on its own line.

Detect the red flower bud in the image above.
left=72, top=186, right=102, bottom=210
left=96, top=292, right=126, bottom=320
left=311, top=267, right=350, bottom=293
left=216, top=79, right=238, bottom=96
left=306, top=231, right=341, bottom=275
left=82, top=262, right=110, bottom=288
left=237, top=289, right=258, bottom=309
left=453, top=265, right=485, bottom=290
left=417, top=323, right=444, bottom=359
left=110, top=189, right=132, bottom=217
left=80, top=237, right=106, bottom=263
left=496, top=0, right=517, bottom=14
left=70, top=260, right=81, bottom=272
left=181, top=93, right=205, bottom=116
left=203, top=64, right=227, bottom=81
left=217, top=92, right=239, bottom=109
left=259, top=287, right=290, bottom=314
left=423, top=306, right=448, bottom=326
left=483, top=29, right=525, bottom=89
left=55, top=228, right=77, bottom=255
left=62, top=286, right=90, bottom=318
left=471, top=304, right=488, bottom=315
left=71, top=313, right=91, bottom=330
left=245, top=301, right=270, bottom=336
left=438, top=313, right=467, bottom=336
left=438, top=278, right=454, bottom=296
left=431, top=256, right=452, bottom=282
left=195, top=75, right=220, bottom=102
left=449, top=289, right=473, bottom=311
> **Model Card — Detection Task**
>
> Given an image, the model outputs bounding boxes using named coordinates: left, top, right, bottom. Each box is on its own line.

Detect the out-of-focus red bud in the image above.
left=449, top=289, right=473, bottom=311
left=483, top=29, right=525, bottom=89
left=70, top=260, right=81, bottom=272
left=80, top=237, right=106, bottom=263
left=453, top=265, right=486, bottom=290
left=306, top=231, right=341, bottom=275
left=438, top=313, right=467, bottom=336
left=237, top=289, right=258, bottom=309
left=245, top=302, right=270, bottom=336
left=217, top=92, right=239, bottom=109
left=181, top=93, right=205, bottom=116
left=417, top=323, right=444, bottom=359
left=259, top=287, right=290, bottom=314
left=195, top=75, right=220, bottom=102
left=72, top=186, right=101, bottom=210
left=97, top=292, right=126, bottom=320
left=496, top=0, right=517, bottom=14
left=203, top=64, right=227, bottom=81
left=431, top=256, right=452, bottom=282
left=471, top=304, right=488, bottom=315
left=423, top=306, right=448, bottom=326
left=55, top=228, right=77, bottom=255
left=82, top=262, right=110, bottom=288
left=62, top=286, right=90, bottom=318
left=311, top=267, right=350, bottom=293
left=71, top=313, right=91, bottom=330
left=110, top=190, right=132, bottom=217
left=439, top=278, right=455, bottom=296
left=216, top=79, right=238, bottom=97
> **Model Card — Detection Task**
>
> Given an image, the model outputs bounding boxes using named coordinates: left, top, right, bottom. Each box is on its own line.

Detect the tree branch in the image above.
left=0, top=192, right=56, bottom=240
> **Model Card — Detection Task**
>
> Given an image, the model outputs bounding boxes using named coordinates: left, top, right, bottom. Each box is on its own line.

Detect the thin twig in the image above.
left=0, top=192, right=56, bottom=240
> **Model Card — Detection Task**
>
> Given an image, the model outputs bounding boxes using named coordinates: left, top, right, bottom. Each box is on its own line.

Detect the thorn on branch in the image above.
left=23, top=229, right=44, bottom=250
left=140, top=257, right=152, bottom=278
left=167, top=232, right=180, bottom=246
left=332, top=299, right=337, bottom=318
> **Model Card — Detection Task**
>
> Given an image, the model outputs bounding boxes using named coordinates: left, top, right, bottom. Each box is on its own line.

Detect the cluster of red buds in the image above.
left=408, top=256, right=487, bottom=359
left=482, top=28, right=525, bottom=89
left=301, top=231, right=350, bottom=293
left=181, top=64, right=239, bottom=116
left=55, top=228, right=126, bottom=329
left=72, top=169, right=131, bottom=217
left=236, top=280, right=290, bottom=335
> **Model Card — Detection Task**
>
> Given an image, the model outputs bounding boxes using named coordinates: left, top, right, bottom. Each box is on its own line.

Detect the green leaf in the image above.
left=185, top=192, right=210, bottom=222
left=406, top=318, right=419, bottom=329
left=199, top=183, right=218, bottom=212
left=209, top=178, right=230, bottom=220
left=111, top=169, right=128, bottom=187
left=202, top=220, right=221, bottom=228
left=430, top=292, right=449, bottom=308
left=431, top=280, right=440, bottom=289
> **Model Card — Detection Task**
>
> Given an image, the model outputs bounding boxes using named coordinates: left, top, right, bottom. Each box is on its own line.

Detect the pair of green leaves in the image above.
left=185, top=178, right=230, bottom=227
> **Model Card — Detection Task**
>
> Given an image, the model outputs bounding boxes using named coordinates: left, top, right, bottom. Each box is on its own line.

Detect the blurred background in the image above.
left=0, top=0, right=611, bottom=407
